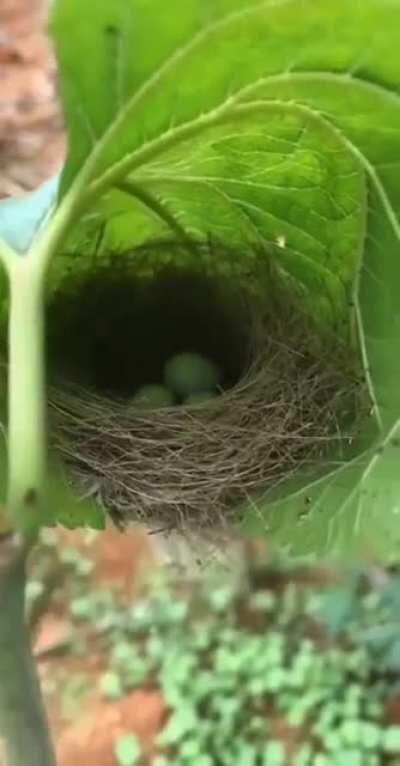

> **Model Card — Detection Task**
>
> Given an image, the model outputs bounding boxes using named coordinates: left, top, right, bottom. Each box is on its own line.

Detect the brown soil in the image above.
left=57, top=527, right=155, bottom=598
left=55, top=691, right=168, bottom=766
left=34, top=528, right=159, bottom=766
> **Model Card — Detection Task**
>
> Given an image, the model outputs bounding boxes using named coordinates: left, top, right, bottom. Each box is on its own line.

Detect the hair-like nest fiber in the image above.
left=48, top=289, right=364, bottom=535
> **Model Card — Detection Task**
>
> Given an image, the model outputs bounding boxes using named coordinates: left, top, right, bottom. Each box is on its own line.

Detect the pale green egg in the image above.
left=164, top=352, right=221, bottom=398
left=131, top=384, right=174, bottom=409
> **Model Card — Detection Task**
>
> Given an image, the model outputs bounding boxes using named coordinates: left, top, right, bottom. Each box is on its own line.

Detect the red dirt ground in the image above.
left=33, top=528, right=160, bottom=766
left=54, top=690, right=168, bottom=766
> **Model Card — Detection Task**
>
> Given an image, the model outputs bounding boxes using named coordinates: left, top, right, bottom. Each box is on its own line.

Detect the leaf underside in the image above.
left=4, top=0, right=397, bottom=556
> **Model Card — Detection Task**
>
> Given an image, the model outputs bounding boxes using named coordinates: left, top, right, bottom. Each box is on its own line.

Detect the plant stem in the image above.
left=0, top=541, right=56, bottom=766
left=0, top=238, right=17, bottom=274
left=7, top=259, right=46, bottom=535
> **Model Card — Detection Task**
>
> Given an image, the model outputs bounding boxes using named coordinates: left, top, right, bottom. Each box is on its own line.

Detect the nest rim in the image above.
left=48, top=285, right=366, bottom=537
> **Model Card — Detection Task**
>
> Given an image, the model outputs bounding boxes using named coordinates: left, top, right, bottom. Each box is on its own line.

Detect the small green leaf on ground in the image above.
left=114, top=733, right=141, bottom=766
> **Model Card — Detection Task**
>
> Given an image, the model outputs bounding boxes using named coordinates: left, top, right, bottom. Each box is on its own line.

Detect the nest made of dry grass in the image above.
left=48, top=303, right=364, bottom=535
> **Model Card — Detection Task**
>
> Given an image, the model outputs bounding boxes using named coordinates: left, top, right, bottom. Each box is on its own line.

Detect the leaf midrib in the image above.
left=84, top=71, right=400, bottom=204
left=86, top=98, right=367, bottom=326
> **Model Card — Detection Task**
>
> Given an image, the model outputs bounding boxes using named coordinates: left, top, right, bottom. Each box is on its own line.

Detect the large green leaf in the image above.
left=50, top=0, right=400, bottom=557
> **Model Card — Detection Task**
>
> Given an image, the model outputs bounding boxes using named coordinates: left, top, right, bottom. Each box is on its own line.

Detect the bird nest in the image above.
left=48, top=291, right=364, bottom=536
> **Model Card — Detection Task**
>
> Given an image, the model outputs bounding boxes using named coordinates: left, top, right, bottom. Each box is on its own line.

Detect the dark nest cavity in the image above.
left=47, top=260, right=365, bottom=534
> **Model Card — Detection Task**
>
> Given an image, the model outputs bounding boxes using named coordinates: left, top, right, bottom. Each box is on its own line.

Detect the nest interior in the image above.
left=47, top=265, right=252, bottom=395
left=46, top=246, right=366, bottom=535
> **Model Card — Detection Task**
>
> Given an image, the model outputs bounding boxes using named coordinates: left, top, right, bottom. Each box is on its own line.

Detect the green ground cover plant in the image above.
left=26, top=535, right=400, bottom=765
